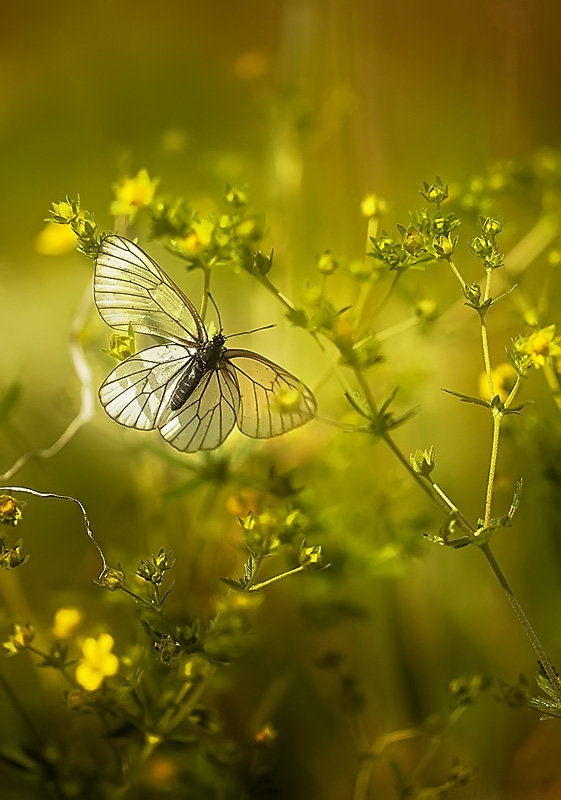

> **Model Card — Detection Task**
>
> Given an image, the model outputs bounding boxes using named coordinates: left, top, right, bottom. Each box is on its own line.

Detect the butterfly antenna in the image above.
left=226, top=323, right=276, bottom=340
left=207, top=292, right=223, bottom=331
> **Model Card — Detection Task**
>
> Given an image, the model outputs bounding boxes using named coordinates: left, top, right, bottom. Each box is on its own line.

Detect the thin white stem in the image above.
left=0, top=486, right=107, bottom=576
left=1, top=281, right=94, bottom=480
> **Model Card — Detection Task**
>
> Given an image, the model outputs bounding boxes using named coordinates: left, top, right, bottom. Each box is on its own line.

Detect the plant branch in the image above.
left=1, top=281, right=94, bottom=481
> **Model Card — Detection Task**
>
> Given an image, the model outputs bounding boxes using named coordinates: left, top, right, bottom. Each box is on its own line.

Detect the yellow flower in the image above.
left=53, top=608, right=83, bottom=639
left=478, top=363, right=518, bottom=402
left=174, top=219, right=215, bottom=255
left=360, top=193, right=386, bottom=218
left=34, top=223, right=77, bottom=256
left=75, top=634, right=119, bottom=691
left=225, top=488, right=259, bottom=517
left=515, top=325, right=561, bottom=368
left=110, top=169, right=159, bottom=218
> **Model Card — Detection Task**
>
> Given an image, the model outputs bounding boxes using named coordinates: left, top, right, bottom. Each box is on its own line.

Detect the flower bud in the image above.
left=480, top=216, right=502, bottom=236
left=96, top=566, right=125, bottom=591
left=299, top=540, right=323, bottom=570
left=409, top=446, right=436, bottom=476
left=317, top=250, right=338, bottom=275
left=0, top=495, right=23, bottom=526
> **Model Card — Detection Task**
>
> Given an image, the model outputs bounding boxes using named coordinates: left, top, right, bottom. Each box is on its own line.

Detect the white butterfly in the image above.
left=94, top=235, right=316, bottom=452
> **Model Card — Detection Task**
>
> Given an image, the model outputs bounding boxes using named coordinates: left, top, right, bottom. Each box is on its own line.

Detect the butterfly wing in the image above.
left=224, top=349, right=316, bottom=438
left=159, top=364, right=241, bottom=452
left=99, top=344, right=195, bottom=430
left=95, top=235, right=206, bottom=344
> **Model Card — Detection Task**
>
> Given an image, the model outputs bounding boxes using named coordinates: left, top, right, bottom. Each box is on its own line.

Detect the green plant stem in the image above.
left=543, top=363, right=561, bottom=413
left=118, top=587, right=175, bottom=637
left=254, top=272, right=298, bottom=315
left=372, top=271, right=403, bottom=315
left=254, top=243, right=561, bottom=703
left=484, top=413, right=501, bottom=527
left=200, top=266, right=211, bottom=321
left=26, top=646, right=79, bottom=688
left=504, top=376, right=522, bottom=409
left=248, top=565, right=304, bottom=592
left=447, top=258, right=467, bottom=290
left=503, top=214, right=559, bottom=276
left=160, top=665, right=215, bottom=732
left=429, top=479, right=474, bottom=533
left=409, top=705, right=467, bottom=787
left=480, top=269, right=495, bottom=399
left=353, top=728, right=422, bottom=800
left=353, top=368, right=561, bottom=699
left=480, top=543, right=561, bottom=697
left=353, top=369, right=473, bottom=530
left=376, top=315, right=418, bottom=342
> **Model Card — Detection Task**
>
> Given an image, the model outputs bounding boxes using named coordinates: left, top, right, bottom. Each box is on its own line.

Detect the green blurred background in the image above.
left=3, top=1, right=561, bottom=798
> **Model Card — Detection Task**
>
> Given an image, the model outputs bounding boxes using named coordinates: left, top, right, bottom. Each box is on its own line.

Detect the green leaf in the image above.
left=220, top=577, right=244, bottom=592
left=285, top=307, right=309, bottom=329
left=442, top=388, right=490, bottom=408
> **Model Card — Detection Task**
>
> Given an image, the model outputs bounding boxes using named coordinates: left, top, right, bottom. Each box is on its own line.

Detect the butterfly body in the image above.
left=170, top=333, right=226, bottom=411
left=94, top=235, right=316, bottom=452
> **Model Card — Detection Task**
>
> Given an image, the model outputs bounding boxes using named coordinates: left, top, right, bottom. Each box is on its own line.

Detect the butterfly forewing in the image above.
left=224, top=349, right=317, bottom=438
left=99, top=344, right=195, bottom=430
left=159, top=363, right=241, bottom=452
left=95, top=235, right=205, bottom=344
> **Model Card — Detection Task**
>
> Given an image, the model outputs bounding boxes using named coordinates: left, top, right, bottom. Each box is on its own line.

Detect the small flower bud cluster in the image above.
left=137, top=548, right=175, bottom=585
left=468, top=216, right=504, bottom=270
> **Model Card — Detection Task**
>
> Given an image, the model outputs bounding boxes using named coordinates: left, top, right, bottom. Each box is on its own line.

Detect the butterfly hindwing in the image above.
left=99, top=344, right=195, bottom=430
left=159, top=364, right=241, bottom=452
left=95, top=235, right=205, bottom=344
left=224, top=349, right=317, bottom=438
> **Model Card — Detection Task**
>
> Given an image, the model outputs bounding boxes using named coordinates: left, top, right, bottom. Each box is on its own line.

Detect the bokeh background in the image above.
left=3, top=1, right=561, bottom=798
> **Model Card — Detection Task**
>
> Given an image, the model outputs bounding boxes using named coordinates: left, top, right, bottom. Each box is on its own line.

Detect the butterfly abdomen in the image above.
left=170, top=358, right=206, bottom=410
left=169, top=334, right=226, bottom=411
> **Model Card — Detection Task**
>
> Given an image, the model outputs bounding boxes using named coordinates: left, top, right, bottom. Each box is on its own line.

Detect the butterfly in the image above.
left=94, top=235, right=316, bottom=452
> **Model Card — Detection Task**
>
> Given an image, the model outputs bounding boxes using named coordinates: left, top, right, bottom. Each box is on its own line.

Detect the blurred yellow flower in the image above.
left=233, top=50, right=268, bottom=80
left=176, top=219, right=214, bottom=254
left=144, top=755, right=178, bottom=788
left=478, top=363, right=518, bottom=402
left=515, top=325, right=561, bottom=368
left=160, top=127, right=188, bottom=154
left=254, top=723, right=277, bottom=745
left=34, top=222, right=77, bottom=256
left=360, top=193, right=387, bottom=218
left=273, top=385, right=304, bottom=413
left=225, top=488, right=259, bottom=517
left=75, top=633, right=119, bottom=691
left=53, top=607, right=82, bottom=639
left=110, top=169, right=159, bottom=218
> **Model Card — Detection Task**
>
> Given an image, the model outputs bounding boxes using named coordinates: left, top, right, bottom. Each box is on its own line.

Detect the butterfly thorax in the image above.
left=170, top=333, right=226, bottom=411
